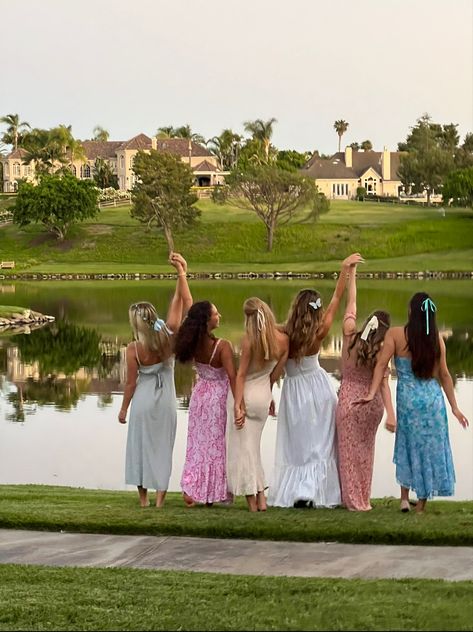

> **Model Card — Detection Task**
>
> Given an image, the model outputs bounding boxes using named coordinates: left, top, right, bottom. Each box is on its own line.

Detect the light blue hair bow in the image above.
left=309, top=298, right=322, bottom=311
left=153, top=318, right=166, bottom=332
left=421, top=298, right=437, bottom=335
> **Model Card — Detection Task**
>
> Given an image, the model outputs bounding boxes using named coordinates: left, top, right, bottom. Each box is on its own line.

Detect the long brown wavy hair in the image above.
left=244, top=297, right=279, bottom=368
left=405, top=292, right=440, bottom=379
left=348, top=310, right=391, bottom=368
left=128, top=302, right=172, bottom=359
left=174, top=301, right=213, bottom=363
left=285, top=289, right=324, bottom=361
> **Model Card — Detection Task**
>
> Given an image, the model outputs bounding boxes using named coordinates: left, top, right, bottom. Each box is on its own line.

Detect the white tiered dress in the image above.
left=268, top=354, right=341, bottom=508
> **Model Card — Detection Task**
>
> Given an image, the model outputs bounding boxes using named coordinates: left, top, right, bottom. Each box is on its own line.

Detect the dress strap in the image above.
left=134, top=341, right=141, bottom=366
left=209, top=339, right=221, bottom=366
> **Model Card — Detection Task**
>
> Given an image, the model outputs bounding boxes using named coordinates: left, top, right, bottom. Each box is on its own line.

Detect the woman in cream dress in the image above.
left=227, top=297, right=289, bottom=512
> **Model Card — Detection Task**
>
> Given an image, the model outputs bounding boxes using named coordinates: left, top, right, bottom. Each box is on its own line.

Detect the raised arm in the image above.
left=318, top=253, right=364, bottom=340
left=166, top=253, right=193, bottom=333
left=234, top=335, right=251, bottom=427
left=438, top=336, right=469, bottom=428
left=118, top=344, right=139, bottom=423
left=342, top=264, right=358, bottom=337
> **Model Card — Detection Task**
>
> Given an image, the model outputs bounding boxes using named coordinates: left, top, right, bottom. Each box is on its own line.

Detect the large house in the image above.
left=2, top=133, right=225, bottom=193
left=301, top=146, right=404, bottom=199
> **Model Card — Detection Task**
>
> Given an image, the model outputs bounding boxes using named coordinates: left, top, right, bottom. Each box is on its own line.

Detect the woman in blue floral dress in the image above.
left=357, top=292, right=469, bottom=513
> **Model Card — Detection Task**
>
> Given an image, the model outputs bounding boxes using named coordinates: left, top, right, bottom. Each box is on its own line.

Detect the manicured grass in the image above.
left=1, top=202, right=472, bottom=273
left=1, top=564, right=472, bottom=631
left=1, top=486, right=472, bottom=546
left=0, top=305, right=28, bottom=318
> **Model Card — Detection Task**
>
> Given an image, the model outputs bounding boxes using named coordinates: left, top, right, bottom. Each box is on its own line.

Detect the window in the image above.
left=130, top=155, right=135, bottom=168
left=24, top=165, right=31, bottom=176
left=70, top=165, right=77, bottom=176
left=4, top=163, right=8, bottom=175
left=120, top=155, right=125, bottom=169
left=83, top=164, right=91, bottom=178
left=332, top=184, right=336, bottom=195
left=14, top=163, right=20, bottom=176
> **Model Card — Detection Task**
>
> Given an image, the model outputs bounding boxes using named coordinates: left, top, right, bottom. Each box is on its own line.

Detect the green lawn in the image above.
left=1, top=486, right=472, bottom=547
left=1, top=564, right=472, bottom=631
left=1, top=201, right=472, bottom=273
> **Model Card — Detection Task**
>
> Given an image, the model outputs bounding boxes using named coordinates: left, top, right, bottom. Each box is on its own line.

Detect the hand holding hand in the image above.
left=342, top=253, right=365, bottom=269
left=452, top=407, right=469, bottom=428
left=169, top=252, right=188, bottom=274
left=354, top=394, right=375, bottom=405
left=269, top=400, right=276, bottom=417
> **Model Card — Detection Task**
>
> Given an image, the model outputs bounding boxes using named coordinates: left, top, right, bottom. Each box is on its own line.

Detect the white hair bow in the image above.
left=360, top=315, right=379, bottom=341
left=256, top=308, right=265, bottom=332
left=309, top=298, right=322, bottom=311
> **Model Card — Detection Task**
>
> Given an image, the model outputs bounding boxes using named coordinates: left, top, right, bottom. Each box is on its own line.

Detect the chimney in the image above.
left=382, top=146, right=390, bottom=180
left=345, top=146, right=352, bottom=168
left=151, top=136, right=157, bottom=151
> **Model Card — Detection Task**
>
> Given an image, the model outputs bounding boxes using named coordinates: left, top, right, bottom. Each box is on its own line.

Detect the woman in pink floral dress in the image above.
left=174, top=301, right=236, bottom=506
left=336, top=265, right=395, bottom=511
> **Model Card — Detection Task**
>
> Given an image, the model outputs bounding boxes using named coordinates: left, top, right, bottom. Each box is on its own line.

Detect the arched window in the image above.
left=70, top=165, right=77, bottom=176
left=81, top=164, right=91, bottom=178
left=14, top=163, right=21, bottom=176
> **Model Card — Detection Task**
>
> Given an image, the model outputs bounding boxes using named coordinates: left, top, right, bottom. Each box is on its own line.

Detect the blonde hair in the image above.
left=243, top=297, right=279, bottom=368
left=285, top=289, right=324, bottom=361
left=128, top=302, right=172, bottom=360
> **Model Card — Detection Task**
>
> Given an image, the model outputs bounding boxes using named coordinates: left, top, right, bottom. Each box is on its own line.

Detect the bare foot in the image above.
left=257, top=490, right=267, bottom=512
left=183, top=492, right=195, bottom=508
left=246, top=494, right=258, bottom=512
left=138, top=486, right=148, bottom=508
left=416, top=499, right=427, bottom=514
left=156, top=490, right=167, bottom=508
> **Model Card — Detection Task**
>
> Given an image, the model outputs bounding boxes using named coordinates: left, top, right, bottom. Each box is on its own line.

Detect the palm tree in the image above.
left=360, top=139, right=373, bottom=151
left=156, top=125, right=205, bottom=144
left=93, top=126, right=110, bottom=142
left=156, top=126, right=176, bottom=138
left=23, top=125, right=85, bottom=174
left=0, top=113, right=31, bottom=150
left=333, top=119, right=349, bottom=153
left=207, top=129, right=242, bottom=170
left=243, top=118, right=277, bottom=162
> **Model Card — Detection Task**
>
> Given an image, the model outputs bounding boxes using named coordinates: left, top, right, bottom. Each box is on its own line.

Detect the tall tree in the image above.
left=0, top=113, right=31, bottom=150
left=349, top=142, right=360, bottom=151
left=131, top=149, right=200, bottom=253
left=23, top=126, right=85, bottom=174
left=93, top=126, right=110, bottom=142
left=442, top=168, right=473, bottom=208
left=93, top=158, right=119, bottom=189
left=454, top=133, right=473, bottom=169
left=398, top=114, right=455, bottom=205
left=12, top=172, right=99, bottom=240
left=156, top=124, right=205, bottom=144
left=207, top=129, right=242, bottom=170
left=243, top=117, right=277, bottom=162
left=226, top=165, right=323, bottom=251
left=360, top=139, right=373, bottom=151
left=333, top=119, right=349, bottom=152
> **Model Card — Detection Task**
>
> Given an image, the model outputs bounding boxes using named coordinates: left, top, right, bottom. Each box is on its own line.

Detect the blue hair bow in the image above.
left=421, top=298, right=437, bottom=335
left=153, top=318, right=166, bottom=332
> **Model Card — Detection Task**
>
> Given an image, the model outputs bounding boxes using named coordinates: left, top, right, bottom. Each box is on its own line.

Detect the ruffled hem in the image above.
left=268, top=460, right=341, bottom=508
left=181, top=465, right=227, bottom=504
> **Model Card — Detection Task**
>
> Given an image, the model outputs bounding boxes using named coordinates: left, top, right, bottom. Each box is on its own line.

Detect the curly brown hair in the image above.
left=174, top=301, right=213, bottom=363
left=348, top=310, right=391, bottom=368
left=285, top=289, right=324, bottom=362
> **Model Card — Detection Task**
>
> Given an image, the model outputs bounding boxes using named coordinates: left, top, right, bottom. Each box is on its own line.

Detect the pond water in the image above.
left=0, top=279, right=472, bottom=500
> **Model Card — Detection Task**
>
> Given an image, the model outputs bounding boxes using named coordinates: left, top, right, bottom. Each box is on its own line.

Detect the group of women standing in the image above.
left=118, top=252, right=469, bottom=514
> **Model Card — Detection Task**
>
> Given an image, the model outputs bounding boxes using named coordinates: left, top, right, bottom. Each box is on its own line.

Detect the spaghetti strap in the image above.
left=134, top=341, right=141, bottom=366
left=209, top=339, right=221, bottom=366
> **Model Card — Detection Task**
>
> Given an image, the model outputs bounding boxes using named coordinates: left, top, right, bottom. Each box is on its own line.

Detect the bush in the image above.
left=356, top=186, right=366, bottom=200
left=211, top=184, right=230, bottom=204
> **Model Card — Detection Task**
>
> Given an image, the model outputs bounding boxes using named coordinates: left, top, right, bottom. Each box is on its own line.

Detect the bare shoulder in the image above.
left=276, top=330, right=289, bottom=349
left=219, top=338, right=234, bottom=352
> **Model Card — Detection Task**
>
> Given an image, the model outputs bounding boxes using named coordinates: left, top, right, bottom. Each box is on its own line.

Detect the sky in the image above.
left=1, top=0, right=472, bottom=154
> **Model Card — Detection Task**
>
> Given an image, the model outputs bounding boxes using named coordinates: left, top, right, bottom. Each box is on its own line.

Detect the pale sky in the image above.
left=1, top=0, right=472, bottom=154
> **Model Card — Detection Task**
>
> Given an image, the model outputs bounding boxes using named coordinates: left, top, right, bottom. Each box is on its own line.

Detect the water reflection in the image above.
left=0, top=280, right=472, bottom=499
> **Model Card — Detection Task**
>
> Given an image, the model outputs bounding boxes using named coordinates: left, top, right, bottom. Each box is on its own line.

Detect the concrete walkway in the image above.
left=1, top=529, right=472, bottom=581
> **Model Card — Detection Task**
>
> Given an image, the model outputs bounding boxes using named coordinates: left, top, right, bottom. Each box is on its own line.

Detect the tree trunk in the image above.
left=426, top=189, right=431, bottom=207
left=338, top=134, right=341, bottom=153
left=266, top=221, right=275, bottom=252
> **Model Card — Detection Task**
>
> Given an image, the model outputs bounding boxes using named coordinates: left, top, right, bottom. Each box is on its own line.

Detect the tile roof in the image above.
left=302, top=150, right=403, bottom=180
left=6, top=148, right=28, bottom=160
left=117, top=133, right=153, bottom=151
left=156, top=139, right=212, bottom=158
left=193, top=159, right=218, bottom=172
left=81, top=141, right=123, bottom=160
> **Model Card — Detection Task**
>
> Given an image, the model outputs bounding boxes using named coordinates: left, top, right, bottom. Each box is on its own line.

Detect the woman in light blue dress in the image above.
left=358, top=292, right=469, bottom=513
left=118, top=253, right=192, bottom=508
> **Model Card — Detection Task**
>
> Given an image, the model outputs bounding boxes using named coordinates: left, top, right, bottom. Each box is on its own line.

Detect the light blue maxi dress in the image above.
left=394, top=356, right=455, bottom=499
left=125, top=343, right=177, bottom=491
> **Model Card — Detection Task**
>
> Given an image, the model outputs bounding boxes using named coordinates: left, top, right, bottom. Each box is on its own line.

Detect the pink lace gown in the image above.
left=181, top=345, right=230, bottom=504
left=335, top=330, right=384, bottom=511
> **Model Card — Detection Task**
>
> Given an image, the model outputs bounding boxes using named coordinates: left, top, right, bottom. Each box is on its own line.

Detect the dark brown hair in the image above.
left=174, top=301, right=213, bottom=363
left=405, top=292, right=440, bottom=379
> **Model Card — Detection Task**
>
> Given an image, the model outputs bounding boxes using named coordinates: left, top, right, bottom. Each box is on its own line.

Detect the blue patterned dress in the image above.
left=394, top=356, right=455, bottom=499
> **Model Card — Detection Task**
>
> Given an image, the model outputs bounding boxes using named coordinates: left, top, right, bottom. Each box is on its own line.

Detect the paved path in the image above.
left=1, top=529, right=472, bottom=581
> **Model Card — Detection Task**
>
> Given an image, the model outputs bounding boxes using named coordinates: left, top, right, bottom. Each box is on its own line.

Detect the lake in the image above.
left=0, top=279, right=472, bottom=500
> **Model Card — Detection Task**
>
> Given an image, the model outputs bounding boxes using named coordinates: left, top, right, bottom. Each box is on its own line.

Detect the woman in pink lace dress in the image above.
left=174, top=301, right=236, bottom=505
left=335, top=265, right=395, bottom=511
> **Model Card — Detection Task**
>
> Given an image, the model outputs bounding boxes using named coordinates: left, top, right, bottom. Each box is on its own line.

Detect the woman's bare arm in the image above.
left=118, top=345, right=139, bottom=423
left=438, top=336, right=469, bottom=428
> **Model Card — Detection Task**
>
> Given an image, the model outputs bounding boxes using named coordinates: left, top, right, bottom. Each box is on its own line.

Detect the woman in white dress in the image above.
left=118, top=253, right=192, bottom=508
left=227, top=297, right=289, bottom=512
left=268, top=253, right=363, bottom=509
